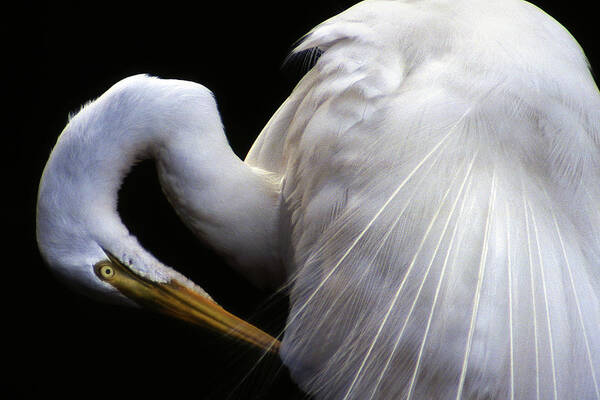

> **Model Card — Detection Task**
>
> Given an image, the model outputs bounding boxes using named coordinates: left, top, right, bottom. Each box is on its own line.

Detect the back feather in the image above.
left=246, top=0, right=600, bottom=398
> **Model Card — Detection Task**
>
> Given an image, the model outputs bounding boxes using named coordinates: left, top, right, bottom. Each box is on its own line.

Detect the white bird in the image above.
left=37, top=0, right=600, bottom=399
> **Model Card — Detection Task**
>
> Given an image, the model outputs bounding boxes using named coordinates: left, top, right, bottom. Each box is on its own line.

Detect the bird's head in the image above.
left=36, top=75, right=279, bottom=352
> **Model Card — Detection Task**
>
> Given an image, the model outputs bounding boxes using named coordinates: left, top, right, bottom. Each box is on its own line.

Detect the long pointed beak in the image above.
left=94, top=252, right=279, bottom=354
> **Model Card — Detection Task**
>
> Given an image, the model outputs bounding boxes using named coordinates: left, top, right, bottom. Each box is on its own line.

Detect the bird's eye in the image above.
left=94, top=261, right=116, bottom=281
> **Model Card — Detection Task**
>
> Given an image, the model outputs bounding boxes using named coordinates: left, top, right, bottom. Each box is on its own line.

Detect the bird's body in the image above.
left=37, top=0, right=600, bottom=399
left=250, top=1, right=600, bottom=398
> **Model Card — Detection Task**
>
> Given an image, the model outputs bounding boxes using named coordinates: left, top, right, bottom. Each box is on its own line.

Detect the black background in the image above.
left=8, top=1, right=598, bottom=398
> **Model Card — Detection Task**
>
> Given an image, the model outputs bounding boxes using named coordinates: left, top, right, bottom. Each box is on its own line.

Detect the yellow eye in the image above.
left=95, top=262, right=116, bottom=281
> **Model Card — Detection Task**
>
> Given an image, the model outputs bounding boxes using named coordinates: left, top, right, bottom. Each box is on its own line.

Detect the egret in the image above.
left=37, top=0, right=600, bottom=399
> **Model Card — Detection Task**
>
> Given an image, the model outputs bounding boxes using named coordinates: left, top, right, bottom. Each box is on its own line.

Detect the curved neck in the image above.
left=39, top=76, right=284, bottom=291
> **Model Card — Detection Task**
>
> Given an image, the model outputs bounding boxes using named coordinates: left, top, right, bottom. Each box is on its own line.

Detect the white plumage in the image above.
left=37, top=0, right=600, bottom=399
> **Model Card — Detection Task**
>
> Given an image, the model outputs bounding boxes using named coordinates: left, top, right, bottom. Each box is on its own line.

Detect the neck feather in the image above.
left=39, top=75, right=283, bottom=289
left=156, top=135, right=283, bottom=286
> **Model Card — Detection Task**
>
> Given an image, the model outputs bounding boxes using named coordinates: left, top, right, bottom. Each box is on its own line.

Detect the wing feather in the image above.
left=248, top=1, right=600, bottom=399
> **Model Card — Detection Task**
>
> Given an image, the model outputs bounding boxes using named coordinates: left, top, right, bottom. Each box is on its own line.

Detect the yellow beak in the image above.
left=94, top=251, right=280, bottom=353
